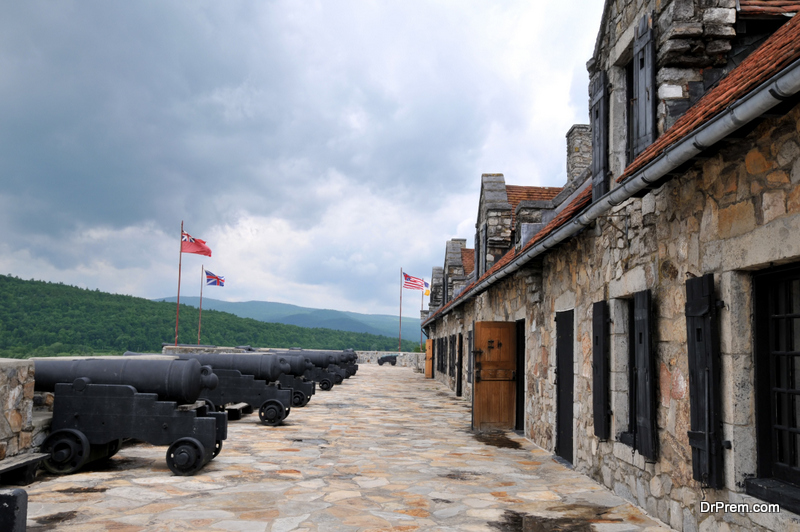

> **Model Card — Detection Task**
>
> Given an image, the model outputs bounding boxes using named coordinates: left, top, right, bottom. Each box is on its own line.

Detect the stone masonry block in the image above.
left=658, top=84, right=684, bottom=99
left=719, top=271, right=753, bottom=355
left=703, top=8, right=735, bottom=25
left=718, top=201, right=755, bottom=239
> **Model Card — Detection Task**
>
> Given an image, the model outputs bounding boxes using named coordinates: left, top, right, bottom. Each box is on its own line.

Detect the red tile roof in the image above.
left=739, top=0, right=800, bottom=16
left=618, top=13, right=800, bottom=184
left=461, top=248, right=475, bottom=276
left=505, top=185, right=562, bottom=227
left=426, top=11, right=800, bottom=326
left=425, top=185, right=592, bottom=324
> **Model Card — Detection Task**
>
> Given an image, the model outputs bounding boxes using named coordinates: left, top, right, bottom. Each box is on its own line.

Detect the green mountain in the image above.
left=0, top=275, right=420, bottom=358
left=155, top=297, right=422, bottom=339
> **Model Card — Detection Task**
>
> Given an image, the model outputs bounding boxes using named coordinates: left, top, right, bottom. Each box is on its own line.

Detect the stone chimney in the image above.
left=566, top=124, right=591, bottom=185
left=428, top=267, right=444, bottom=312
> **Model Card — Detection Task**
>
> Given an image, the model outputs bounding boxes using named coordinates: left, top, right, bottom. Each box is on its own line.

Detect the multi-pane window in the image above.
left=755, top=265, right=800, bottom=486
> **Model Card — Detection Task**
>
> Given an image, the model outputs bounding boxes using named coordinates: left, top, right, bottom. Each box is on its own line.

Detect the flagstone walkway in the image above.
left=25, top=364, right=671, bottom=531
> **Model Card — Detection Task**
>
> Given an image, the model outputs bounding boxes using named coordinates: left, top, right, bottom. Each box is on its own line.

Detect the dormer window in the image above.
left=591, top=13, right=656, bottom=203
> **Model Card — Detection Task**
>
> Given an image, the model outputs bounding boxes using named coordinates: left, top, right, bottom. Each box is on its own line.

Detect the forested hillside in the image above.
left=0, top=275, right=419, bottom=358
left=155, top=296, right=421, bottom=338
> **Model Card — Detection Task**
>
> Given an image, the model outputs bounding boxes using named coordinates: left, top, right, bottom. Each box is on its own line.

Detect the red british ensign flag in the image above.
left=181, top=231, right=212, bottom=257
left=402, top=272, right=425, bottom=290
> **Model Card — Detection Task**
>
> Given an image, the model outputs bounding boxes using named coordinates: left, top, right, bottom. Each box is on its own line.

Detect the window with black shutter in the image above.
left=685, top=273, right=724, bottom=489
left=441, top=337, right=446, bottom=373
left=449, top=334, right=456, bottom=377
left=593, top=300, right=611, bottom=440
left=590, top=71, right=609, bottom=202
left=631, top=13, right=656, bottom=160
left=748, top=263, right=800, bottom=514
left=618, top=290, right=657, bottom=460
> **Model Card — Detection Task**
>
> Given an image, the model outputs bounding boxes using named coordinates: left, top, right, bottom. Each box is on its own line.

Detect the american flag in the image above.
left=205, top=270, right=225, bottom=286
left=402, top=272, right=426, bottom=290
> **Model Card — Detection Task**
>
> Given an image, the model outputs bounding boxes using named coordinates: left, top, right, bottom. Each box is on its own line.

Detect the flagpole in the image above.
left=398, top=268, right=403, bottom=352
left=174, top=220, right=184, bottom=346
left=420, top=288, right=424, bottom=349
left=198, top=264, right=204, bottom=345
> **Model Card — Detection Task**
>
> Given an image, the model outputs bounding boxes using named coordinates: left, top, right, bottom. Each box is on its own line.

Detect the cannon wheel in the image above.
left=378, top=360, right=384, bottom=365
left=334, top=374, right=343, bottom=385
left=391, top=360, right=396, bottom=366
left=301, top=395, right=311, bottom=407
left=259, top=399, right=285, bottom=426
left=292, top=390, right=306, bottom=407
left=41, top=429, right=91, bottom=475
left=166, top=437, right=206, bottom=476
left=106, top=438, right=124, bottom=459
left=318, top=379, right=333, bottom=391
left=213, top=440, right=223, bottom=459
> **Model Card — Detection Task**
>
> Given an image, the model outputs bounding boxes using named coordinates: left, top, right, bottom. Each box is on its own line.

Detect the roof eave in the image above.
left=422, top=55, right=800, bottom=328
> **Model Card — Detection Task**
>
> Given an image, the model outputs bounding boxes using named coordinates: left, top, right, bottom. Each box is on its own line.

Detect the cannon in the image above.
left=194, top=368, right=292, bottom=425
left=34, top=357, right=227, bottom=476
left=126, top=352, right=295, bottom=424
left=378, top=355, right=397, bottom=366
left=274, top=355, right=316, bottom=407
left=283, top=349, right=356, bottom=381
left=273, top=351, right=342, bottom=390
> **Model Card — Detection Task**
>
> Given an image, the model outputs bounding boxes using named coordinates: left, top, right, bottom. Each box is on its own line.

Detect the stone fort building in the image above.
left=422, top=1, right=800, bottom=530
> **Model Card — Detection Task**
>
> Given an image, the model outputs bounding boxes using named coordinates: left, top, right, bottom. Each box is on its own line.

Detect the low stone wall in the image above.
left=0, top=359, right=44, bottom=458
left=354, top=351, right=424, bottom=372
left=161, top=346, right=426, bottom=372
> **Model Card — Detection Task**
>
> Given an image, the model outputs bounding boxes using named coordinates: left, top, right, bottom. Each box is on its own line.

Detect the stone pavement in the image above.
left=24, top=365, right=671, bottom=531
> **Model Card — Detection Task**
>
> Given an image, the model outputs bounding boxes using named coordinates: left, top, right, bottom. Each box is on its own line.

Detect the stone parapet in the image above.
left=354, top=351, right=425, bottom=372
left=0, top=359, right=37, bottom=460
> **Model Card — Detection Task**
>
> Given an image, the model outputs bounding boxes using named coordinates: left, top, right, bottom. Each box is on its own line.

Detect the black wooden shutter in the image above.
left=632, top=13, right=656, bottom=158
left=467, top=328, right=474, bottom=383
left=449, top=334, right=455, bottom=377
left=593, top=301, right=611, bottom=440
left=634, top=289, right=657, bottom=460
left=686, top=273, right=724, bottom=488
left=590, top=71, right=609, bottom=202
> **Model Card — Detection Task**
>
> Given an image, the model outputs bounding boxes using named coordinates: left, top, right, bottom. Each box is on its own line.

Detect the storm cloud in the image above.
left=0, top=1, right=603, bottom=315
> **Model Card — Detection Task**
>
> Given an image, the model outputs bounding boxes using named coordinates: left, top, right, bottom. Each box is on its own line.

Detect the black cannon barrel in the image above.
left=282, top=355, right=313, bottom=376
left=169, top=352, right=291, bottom=382
left=34, top=358, right=218, bottom=404
left=270, top=351, right=334, bottom=369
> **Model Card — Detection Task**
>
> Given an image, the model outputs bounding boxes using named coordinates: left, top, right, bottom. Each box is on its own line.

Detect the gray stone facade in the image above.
left=423, top=2, right=800, bottom=530
left=428, top=103, right=800, bottom=531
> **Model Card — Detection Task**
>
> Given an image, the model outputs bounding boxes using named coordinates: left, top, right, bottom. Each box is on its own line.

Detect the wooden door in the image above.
left=555, top=310, right=574, bottom=464
left=425, top=339, right=433, bottom=378
left=472, top=321, right=516, bottom=431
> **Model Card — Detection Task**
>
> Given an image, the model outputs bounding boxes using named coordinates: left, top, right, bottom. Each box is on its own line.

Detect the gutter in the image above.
left=424, top=56, right=800, bottom=327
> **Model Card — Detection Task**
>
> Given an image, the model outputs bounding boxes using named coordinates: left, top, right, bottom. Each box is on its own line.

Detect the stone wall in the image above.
left=0, top=359, right=38, bottom=459
left=530, top=103, right=800, bottom=531
left=425, top=95, right=800, bottom=532
left=354, top=351, right=424, bottom=371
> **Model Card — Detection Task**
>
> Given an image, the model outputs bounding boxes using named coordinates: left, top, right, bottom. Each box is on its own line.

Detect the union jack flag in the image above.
left=205, top=270, right=225, bottom=286
left=402, top=272, right=426, bottom=290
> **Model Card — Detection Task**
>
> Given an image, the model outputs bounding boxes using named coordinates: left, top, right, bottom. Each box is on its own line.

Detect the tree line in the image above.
left=0, top=275, right=419, bottom=358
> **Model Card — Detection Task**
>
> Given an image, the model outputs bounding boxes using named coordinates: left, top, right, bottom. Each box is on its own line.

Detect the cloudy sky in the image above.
left=1, top=1, right=604, bottom=317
